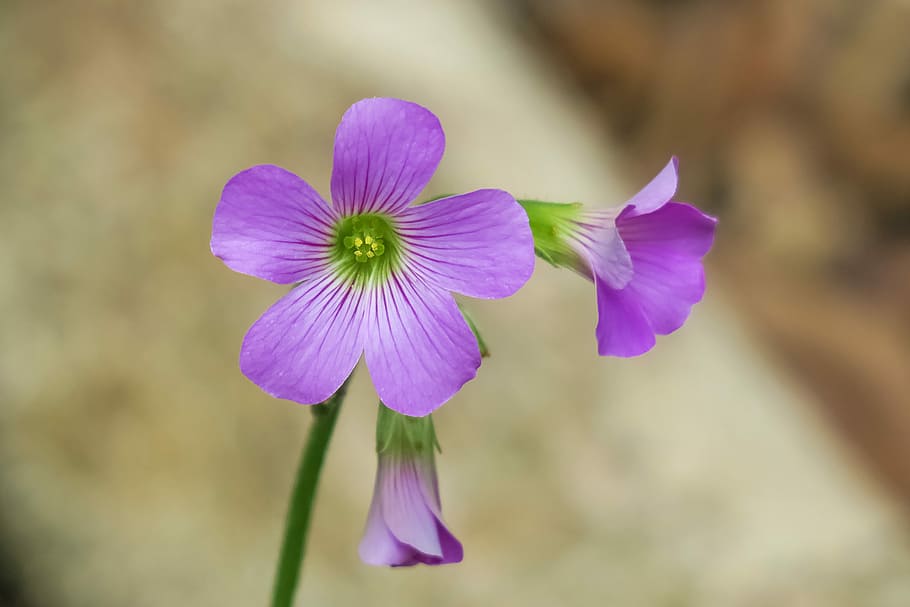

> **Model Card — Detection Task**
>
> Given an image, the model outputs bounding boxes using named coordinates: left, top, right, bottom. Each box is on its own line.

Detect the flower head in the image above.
left=359, top=404, right=462, bottom=567
left=211, top=98, right=534, bottom=416
left=521, top=158, right=716, bottom=356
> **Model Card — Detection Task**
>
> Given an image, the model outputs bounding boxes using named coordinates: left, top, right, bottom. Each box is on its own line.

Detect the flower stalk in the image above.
left=270, top=377, right=351, bottom=607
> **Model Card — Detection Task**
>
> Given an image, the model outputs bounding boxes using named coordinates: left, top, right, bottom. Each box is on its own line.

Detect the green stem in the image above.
left=270, top=378, right=351, bottom=607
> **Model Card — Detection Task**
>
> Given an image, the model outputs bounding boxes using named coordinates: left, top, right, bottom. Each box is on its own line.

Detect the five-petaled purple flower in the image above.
left=520, top=158, right=716, bottom=356
left=211, top=98, right=535, bottom=416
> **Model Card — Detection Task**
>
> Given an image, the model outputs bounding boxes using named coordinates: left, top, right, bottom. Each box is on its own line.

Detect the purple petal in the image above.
left=433, top=521, right=464, bottom=565
left=396, top=189, right=535, bottom=298
left=574, top=218, right=633, bottom=290
left=414, top=458, right=463, bottom=565
left=595, top=202, right=717, bottom=356
left=595, top=279, right=656, bottom=357
left=211, top=165, right=337, bottom=284
left=364, top=275, right=480, bottom=416
left=622, top=157, right=679, bottom=217
left=359, top=469, right=418, bottom=566
left=620, top=203, right=716, bottom=333
left=379, top=457, right=443, bottom=558
left=239, top=273, right=366, bottom=404
left=618, top=201, right=716, bottom=259
left=358, top=455, right=463, bottom=567
left=330, top=98, right=445, bottom=216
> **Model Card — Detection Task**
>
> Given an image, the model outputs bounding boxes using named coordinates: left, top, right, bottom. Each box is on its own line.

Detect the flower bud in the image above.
left=358, top=404, right=463, bottom=566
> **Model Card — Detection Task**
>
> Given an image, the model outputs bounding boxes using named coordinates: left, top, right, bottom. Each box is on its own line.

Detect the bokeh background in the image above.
left=2, top=1, right=910, bottom=605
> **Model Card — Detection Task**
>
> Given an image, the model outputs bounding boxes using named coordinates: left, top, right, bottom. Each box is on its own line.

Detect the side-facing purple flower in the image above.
left=519, top=158, right=716, bottom=356
left=359, top=404, right=462, bottom=567
left=211, top=98, right=535, bottom=416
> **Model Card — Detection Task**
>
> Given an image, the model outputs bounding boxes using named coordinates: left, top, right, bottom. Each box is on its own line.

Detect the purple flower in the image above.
left=520, top=158, right=716, bottom=356
left=211, top=98, right=534, bottom=416
left=359, top=405, right=462, bottom=567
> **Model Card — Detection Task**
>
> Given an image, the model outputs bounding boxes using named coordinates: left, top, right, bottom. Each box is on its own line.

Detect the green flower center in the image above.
left=332, top=214, right=401, bottom=285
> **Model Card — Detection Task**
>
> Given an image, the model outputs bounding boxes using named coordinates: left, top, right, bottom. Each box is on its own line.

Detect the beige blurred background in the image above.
left=2, top=1, right=910, bottom=605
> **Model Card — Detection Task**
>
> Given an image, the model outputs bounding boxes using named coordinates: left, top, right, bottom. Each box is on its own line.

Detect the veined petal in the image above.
left=359, top=466, right=421, bottom=566
left=595, top=279, right=656, bottom=357
left=619, top=202, right=716, bottom=335
left=330, top=98, right=445, bottom=216
left=622, top=157, right=679, bottom=217
left=595, top=202, right=716, bottom=356
left=211, top=164, right=337, bottom=284
left=364, top=275, right=480, bottom=416
left=397, top=189, right=535, bottom=298
left=379, top=457, right=443, bottom=558
left=573, top=217, right=634, bottom=290
left=619, top=201, right=716, bottom=259
left=239, top=273, right=366, bottom=404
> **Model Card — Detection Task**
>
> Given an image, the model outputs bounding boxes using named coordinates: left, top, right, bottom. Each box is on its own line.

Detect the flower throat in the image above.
left=332, top=214, right=401, bottom=285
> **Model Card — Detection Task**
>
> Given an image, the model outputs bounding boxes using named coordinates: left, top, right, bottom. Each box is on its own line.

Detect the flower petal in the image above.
left=364, top=275, right=480, bottom=416
left=358, top=468, right=419, bottom=566
left=414, top=458, right=463, bottom=565
left=330, top=98, right=445, bottom=216
left=576, top=219, right=633, bottom=290
left=211, top=164, right=337, bottom=284
left=379, top=457, right=443, bottom=559
left=619, top=202, right=716, bottom=335
left=623, top=157, right=679, bottom=217
left=595, top=202, right=716, bottom=357
left=396, top=189, right=535, bottom=298
left=433, top=521, right=464, bottom=565
left=239, top=273, right=366, bottom=404
left=595, top=278, right=656, bottom=357
left=619, top=201, right=716, bottom=259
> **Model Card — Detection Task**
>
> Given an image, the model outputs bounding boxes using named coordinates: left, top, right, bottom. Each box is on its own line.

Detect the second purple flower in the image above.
left=519, top=158, right=716, bottom=356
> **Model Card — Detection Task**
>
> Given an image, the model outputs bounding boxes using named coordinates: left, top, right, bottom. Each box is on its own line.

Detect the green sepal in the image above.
left=457, top=303, right=490, bottom=358
left=517, top=199, right=585, bottom=269
left=419, top=193, right=455, bottom=204
left=375, top=403, right=440, bottom=456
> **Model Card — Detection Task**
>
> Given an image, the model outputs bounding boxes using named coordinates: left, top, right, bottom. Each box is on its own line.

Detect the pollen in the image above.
left=341, top=215, right=390, bottom=267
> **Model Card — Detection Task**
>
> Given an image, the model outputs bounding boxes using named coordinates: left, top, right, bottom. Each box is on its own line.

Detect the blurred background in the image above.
left=2, top=0, right=910, bottom=605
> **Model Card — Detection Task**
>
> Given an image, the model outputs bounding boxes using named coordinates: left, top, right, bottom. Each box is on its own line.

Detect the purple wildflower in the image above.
left=211, top=98, right=534, bottom=416
left=359, top=405, right=462, bottom=567
left=520, top=158, right=716, bottom=356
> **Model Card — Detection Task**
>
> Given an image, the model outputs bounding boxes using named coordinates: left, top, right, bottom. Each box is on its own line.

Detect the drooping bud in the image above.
left=358, top=404, right=463, bottom=567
